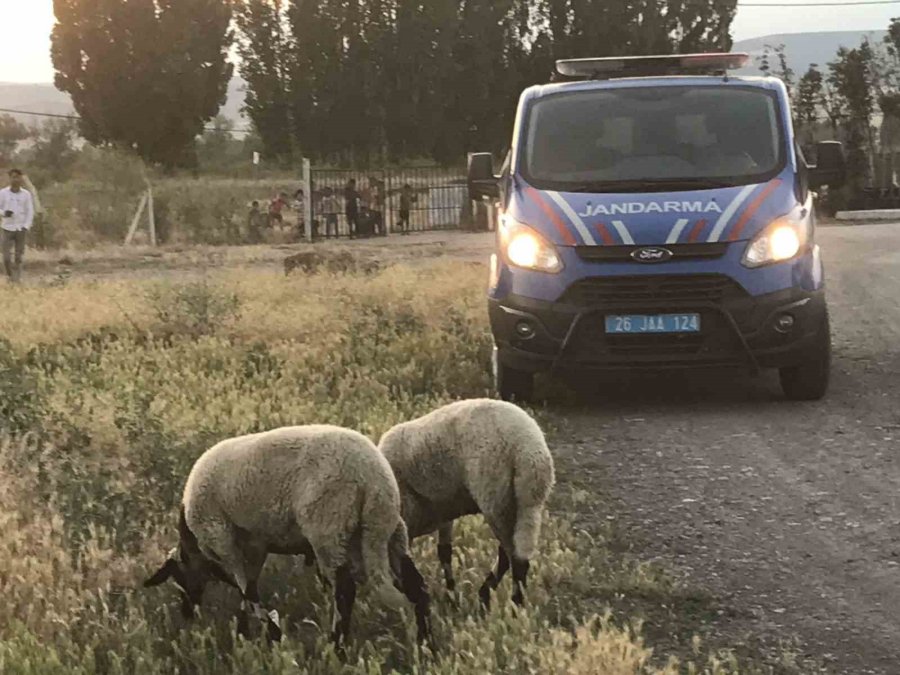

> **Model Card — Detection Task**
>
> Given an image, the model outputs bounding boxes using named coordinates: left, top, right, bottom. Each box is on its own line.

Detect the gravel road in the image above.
left=550, top=224, right=900, bottom=674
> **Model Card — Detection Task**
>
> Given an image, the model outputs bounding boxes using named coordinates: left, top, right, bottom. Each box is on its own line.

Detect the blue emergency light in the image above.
left=556, top=53, right=750, bottom=80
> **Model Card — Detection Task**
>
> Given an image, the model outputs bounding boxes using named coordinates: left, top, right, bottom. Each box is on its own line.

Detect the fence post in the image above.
left=147, top=185, right=157, bottom=246
left=385, top=169, right=392, bottom=235
left=302, top=158, right=313, bottom=243
left=125, top=191, right=149, bottom=246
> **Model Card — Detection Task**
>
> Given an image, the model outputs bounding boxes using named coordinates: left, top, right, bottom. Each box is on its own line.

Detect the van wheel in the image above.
left=779, top=313, right=831, bottom=401
left=496, top=364, right=534, bottom=403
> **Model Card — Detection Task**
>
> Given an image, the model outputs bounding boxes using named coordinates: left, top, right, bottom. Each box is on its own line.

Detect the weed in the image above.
left=0, top=262, right=814, bottom=673
left=146, top=280, right=242, bottom=339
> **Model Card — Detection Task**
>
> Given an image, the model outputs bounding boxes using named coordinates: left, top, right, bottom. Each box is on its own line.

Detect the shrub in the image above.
left=146, top=280, right=242, bottom=339
left=0, top=338, right=44, bottom=435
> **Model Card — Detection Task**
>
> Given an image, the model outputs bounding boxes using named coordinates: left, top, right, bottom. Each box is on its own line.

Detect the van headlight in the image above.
left=499, top=215, right=563, bottom=273
left=742, top=218, right=808, bottom=268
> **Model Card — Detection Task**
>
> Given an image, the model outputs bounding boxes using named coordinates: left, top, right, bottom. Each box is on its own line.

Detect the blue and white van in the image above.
left=468, top=53, right=846, bottom=402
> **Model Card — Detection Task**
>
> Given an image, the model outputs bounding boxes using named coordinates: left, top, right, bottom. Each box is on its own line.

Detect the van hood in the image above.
left=508, top=177, right=797, bottom=247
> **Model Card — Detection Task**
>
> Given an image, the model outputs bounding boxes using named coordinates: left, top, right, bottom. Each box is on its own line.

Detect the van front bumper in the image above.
left=489, top=275, right=827, bottom=374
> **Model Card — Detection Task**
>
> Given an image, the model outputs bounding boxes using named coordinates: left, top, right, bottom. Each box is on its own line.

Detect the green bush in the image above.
left=0, top=337, right=44, bottom=435
left=146, top=280, right=242, bottom=339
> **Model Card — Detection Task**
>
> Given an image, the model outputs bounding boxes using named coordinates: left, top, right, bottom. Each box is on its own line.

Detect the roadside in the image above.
left=548, top=224, right=900, bottom=674
left=20, top=231, right=496, bottom=283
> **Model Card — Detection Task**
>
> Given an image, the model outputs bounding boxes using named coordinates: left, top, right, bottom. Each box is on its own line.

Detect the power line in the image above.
left=0, top=107, right=255, bottom=135
left=739, top=0, right=900, bottom=5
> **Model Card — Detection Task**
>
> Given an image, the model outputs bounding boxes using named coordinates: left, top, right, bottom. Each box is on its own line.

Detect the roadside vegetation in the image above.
left=0, top=260, right=816, bottom=673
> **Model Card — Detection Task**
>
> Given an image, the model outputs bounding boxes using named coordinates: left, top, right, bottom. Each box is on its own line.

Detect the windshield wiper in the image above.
left=560, top=178, right=739, bottom=193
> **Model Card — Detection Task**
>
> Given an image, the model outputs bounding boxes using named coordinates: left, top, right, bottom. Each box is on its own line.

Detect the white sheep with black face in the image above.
left=143, top=425, right=431, bottom=647
left=378, top=399, right=555, bottom=608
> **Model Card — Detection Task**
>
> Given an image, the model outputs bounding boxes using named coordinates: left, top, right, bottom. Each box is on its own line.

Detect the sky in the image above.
left=0, top=1, right=897, bottom=84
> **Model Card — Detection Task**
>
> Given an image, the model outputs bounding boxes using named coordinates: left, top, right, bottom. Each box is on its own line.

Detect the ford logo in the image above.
left=630, top=247, right=673, bottom=263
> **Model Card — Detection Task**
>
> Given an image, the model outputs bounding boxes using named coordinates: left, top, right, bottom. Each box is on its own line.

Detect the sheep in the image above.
left=378, top=399, right=555, bottom=609
left=143, top=425, right=432, bottom=647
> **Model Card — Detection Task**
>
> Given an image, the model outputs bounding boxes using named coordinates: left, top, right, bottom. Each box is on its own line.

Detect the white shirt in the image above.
left=0, top=187, right=34, bottom=232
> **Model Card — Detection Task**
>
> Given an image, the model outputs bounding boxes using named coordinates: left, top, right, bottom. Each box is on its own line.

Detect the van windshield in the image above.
left=522, top=85, right=785, bottom=193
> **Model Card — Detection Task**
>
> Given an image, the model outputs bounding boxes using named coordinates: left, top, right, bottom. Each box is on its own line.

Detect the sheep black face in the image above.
left=143, top=508, right=216, bottom=619
left=144, top=544, right=211, bottom=619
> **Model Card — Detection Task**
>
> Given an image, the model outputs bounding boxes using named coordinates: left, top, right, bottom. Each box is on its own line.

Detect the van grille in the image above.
left=558, top=274, right=746, bottom=307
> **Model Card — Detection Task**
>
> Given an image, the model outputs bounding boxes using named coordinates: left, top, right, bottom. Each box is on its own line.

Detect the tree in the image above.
left=0, top=115, right=29, bottom=164
left=27, top=120, right=80, bottom=184
left=795, top=65, right=824, bottom=144
left=234, top=0, right=740, bottom=165
left=538, top=0, right=736, bottom=61
left=198, top=115, right=240, bottom=170
left=235, top=0, right=295, bottom=162
left=51, top=0, right=233, bottom=168
left=872, top=19, right=900, bottom=158
left=828, top=42, right=878, bottom=195
left=757, top=44, right=794, bottom=94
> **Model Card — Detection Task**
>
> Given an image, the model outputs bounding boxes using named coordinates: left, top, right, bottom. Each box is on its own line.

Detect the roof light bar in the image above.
left=555, top=53, right=750, bottom=80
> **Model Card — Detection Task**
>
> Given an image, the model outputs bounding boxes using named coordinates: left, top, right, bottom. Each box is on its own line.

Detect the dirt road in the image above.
left=23, top=231, right=493, bottom=282
left=550, top=224, right=900, bottom=674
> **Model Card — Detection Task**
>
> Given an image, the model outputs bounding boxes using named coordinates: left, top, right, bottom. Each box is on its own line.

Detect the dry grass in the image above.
left=0, top=260, right=799, bottom=674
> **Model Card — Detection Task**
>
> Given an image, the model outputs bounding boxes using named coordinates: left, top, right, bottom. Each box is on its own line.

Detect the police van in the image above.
left=468, top=53, right=846, bottom=402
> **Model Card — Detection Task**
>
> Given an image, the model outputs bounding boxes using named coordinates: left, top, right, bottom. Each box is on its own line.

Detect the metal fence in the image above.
left=309, top=166, right=469, bottom=238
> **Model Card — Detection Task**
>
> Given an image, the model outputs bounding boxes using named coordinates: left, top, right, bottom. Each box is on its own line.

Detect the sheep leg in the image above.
left=437, top=523, right=455, bottom=592
left=242, top=578, right=283, bottom=642
left=198, top=523, right=254, bottom=636
left=332, top=564, right=356, bottom=649
left=510, top=558, right=530, bottom=607
left=307, top=539, right=350, bottom=647
left=478, top=546, right=510, bottom=609
left=237, top=543, right=283, bottom=641
left=399, top=555, right=432, bottom=646
left=389, top=523, right=432, bottom=646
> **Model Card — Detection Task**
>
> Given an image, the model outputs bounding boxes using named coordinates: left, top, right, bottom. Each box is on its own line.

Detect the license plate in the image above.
left=605, top=313, right=701, bottom=334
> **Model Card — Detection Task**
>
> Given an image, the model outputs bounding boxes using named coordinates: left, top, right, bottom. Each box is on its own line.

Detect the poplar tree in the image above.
left=235, top=0, right=295, bottom=162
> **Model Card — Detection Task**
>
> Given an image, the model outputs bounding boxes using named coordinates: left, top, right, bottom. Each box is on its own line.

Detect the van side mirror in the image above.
left=468, top=153, right=499, bottom=201
left=810, top=141, right=846, bottom=190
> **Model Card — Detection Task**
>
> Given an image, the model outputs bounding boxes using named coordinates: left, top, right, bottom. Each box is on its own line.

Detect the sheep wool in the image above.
left=379, top=399, right=555, bottom=606
left=145, top=424, right=434, bottom=647
left=184, top=425, right=404, bottom=605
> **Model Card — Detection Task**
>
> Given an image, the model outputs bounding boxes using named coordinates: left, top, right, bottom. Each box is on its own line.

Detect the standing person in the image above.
left=357, top=177, right=373, bottom=236
left=344, top=178, right=360, bottom=239
left=321, top=187, right=339, bottom=238
left=0, top=169, right=34, bottom=284
left=247, top=200, right=265, bottom=243
left=399, top=183, right=417, bottom=236
left=370, top=178, right=386, bottom=236
left=268, top=192, right=286, bottom=229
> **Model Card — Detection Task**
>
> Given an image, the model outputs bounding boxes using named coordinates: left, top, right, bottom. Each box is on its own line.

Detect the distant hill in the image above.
left=0, top=78, right=249, bottom=129
left=734, top=30, right=888, bottom=77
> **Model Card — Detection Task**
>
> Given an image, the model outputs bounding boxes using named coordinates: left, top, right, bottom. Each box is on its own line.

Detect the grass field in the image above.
left=0, top=259, right=802, bottom=674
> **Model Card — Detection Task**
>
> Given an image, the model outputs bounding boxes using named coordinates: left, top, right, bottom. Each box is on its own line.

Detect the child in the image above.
left=268, top=193, right=286, bottom=228
left=247, top=200, right=265, bottom=243
left=399, top=183, right=417, bottom=235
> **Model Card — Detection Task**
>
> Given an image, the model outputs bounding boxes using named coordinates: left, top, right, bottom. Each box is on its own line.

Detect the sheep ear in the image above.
left=144, top=548, right=179, bottom=588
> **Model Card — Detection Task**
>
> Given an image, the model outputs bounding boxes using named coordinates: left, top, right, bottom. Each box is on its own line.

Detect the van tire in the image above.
left=496, top=364, right=534, bottom=403
left=779, top=312, right=831, bottom=401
